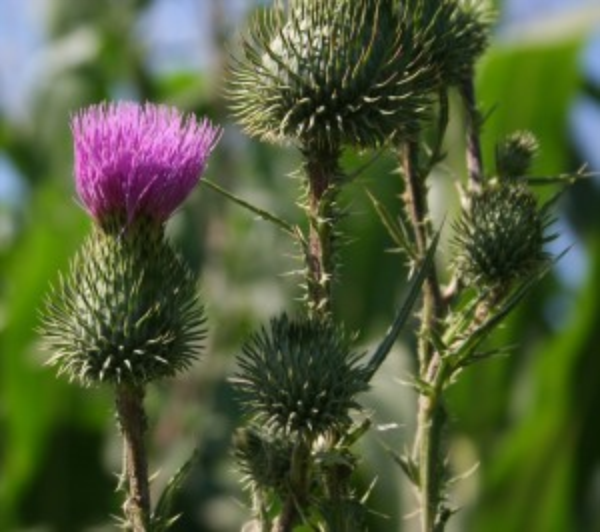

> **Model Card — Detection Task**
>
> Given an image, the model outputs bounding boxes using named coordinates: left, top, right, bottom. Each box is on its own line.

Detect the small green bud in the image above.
left=233, top=426, right=293, bottom=494
left=407, top=0, right=493, bottom=87
left=496, top=131, right=540, bottom=179
left=452, top=182, right=552, bottom=294
left=41, top=220, right=205, bottom=386
left=229, top=0, right=435, bottom=151
left=233, top=314, right=369, bottom=439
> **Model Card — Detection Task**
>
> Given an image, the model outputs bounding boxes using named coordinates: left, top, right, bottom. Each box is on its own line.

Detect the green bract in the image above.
left=229, top=0, right=435, bottom=151
left=452, top=182, right=553, bottom=294
left=234, top=314, right=369, bottom=439
left=42, top=220, right=205, bottom=386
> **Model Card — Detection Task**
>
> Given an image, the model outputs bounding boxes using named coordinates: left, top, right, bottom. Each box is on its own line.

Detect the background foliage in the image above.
left=1, top=0, right=600, bottom=530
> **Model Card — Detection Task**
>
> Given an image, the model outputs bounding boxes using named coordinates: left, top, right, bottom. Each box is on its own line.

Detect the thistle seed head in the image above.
left=228, top=0, right=435, bottom=151
left=41, top=222, right=206, bottom=386
left=233, top=314, right=369, bottom=439
left=452, top=182, right=553, bottom=294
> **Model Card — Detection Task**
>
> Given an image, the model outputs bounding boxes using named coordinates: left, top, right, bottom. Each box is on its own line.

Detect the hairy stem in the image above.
left=271, top=441, right=310, bottom=532
left=414, top=357, right=450, bottom=532
left=400, top=141, right=444, bottom=371
left=460, top=74, right=484, bottom=193
left=400, top=136, right=448, bottom=531
left=115, top=384, right=151, bottom=532
left=303, top=149, right=341, bottom=318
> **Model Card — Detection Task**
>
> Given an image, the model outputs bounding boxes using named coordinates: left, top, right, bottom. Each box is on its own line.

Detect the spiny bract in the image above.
left=452, top=182, right=553, bottom=294
left=42, top=221, right=206, bottom=386
left=229, top=0, right=435, bottom=151
left=233, top=314, right=369, bottom=439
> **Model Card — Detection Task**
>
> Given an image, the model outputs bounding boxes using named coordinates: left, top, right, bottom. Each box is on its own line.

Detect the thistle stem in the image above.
left=400, top=141, right=444, bottom=371
left=400, top=139, right=448, bottom=532
left=115, top=383, right=151, bottom=532
left=460, top=74, right=484, bottom=193
left=271, top=441, right=311, bottom=532
left=414, top=358, right=450, bottom=532
left=303, top=150, right=341, bottom=318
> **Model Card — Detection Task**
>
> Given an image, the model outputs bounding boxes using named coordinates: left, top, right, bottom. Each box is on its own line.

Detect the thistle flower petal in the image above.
left=72, top=101, right=220, bottom=226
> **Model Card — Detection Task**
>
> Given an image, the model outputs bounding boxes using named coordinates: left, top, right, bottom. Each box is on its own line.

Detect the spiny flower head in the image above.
left=233, top=314, right=370, bottom=440
left=229, top=0, right=435, bottom=151
left=72, top=101, right=220, bottom=229
left=452, top=181, right=554, bottom=295
left=405, top=0, right=493, bottom=87
left=42, top=223, right=206, bottom=386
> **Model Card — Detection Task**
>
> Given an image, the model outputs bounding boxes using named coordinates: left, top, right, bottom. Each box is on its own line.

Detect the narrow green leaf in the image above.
left=365, top=189, right=418, bottom=259
left=365, top=229, right=441, bottom=379
left=379, top=442, right=419, bottom=486
left=152, top=451, right=199, bottom=531
left=202, top=179, right=297, bottom=237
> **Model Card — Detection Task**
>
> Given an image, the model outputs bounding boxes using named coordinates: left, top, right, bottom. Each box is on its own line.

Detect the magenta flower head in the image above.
left=72, top=101, right=220, bottom=228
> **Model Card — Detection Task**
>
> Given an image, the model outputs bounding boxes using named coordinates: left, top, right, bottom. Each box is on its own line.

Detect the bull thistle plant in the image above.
left=226, top=1, right=574, bottom=531
left=38, top=1, right=579, bottom=532
left=41, top=102, right=220, bottom=530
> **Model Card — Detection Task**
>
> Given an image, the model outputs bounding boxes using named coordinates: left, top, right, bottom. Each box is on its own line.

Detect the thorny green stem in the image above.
left=303, top=149, right=341, bottom=319
left=271, top=440, right=311, bottom=532
left=414, top=357, right=450, bottom=532
left=400, top=113, right=449, bottom=532
left=460, top=74, right=485, bottom=193
left=400, top=141, right=444, bottom=372
left=115, top=384, right=151, bottom=532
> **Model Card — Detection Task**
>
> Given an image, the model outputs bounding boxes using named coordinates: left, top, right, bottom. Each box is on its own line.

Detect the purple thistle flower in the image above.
left=72, top=101, right=220, bottom=226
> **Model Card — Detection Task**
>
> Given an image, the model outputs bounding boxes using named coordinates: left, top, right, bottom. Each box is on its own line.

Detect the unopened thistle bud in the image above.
left=42, top=102, right=220, bottom=386
left=233, top=426, right=293, bottom=494
left=406, top=0, right=493, bottom=87
left=233, top=315, right=369, bottom=439
left=229, top=0, right=435, bottom=151
left=496, top=131, right=540, bottom=179
left=452, top=182, right=552, bottom=295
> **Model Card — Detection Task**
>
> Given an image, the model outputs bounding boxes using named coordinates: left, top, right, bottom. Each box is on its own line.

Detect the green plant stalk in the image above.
left=414, top=356, right=451, bottom=532
left=271, top=440, right=311, bottom=532
left=400, top=141, right=444, bottom=371
left=115, top=383, right=151, bottom=532
left=303, top=150, right=341, bottom=318
left=400, top=137, right=448, bottom=532
left=460, top=74, right=484, bottom=193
